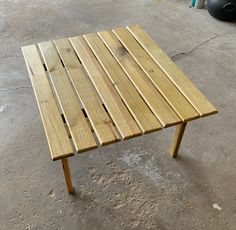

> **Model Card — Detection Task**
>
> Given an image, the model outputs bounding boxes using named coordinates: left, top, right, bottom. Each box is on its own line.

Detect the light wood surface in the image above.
left=84, top=33, right=162, bottom=133
left=113, top=27, right=200, bottom=122
left=21, top=45, right=74, bottom=160
left=22, top=25, right=218, bottom=193
left=61, top=158, right=74, bottom=193
left=54, top=38, right=120, bottom=145
left=169, top=122, right=187, bottom=158
left=22, top=24, right=217, bottom=163
left=39, top=41, right=97, bottom=153
left=127, top=24, right=217, bottom=117
left=70, top=36, right=142, bottom=139
left=98, top=30, right=181, bottom=127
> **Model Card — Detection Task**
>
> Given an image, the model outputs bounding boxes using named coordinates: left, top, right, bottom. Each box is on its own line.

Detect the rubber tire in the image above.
left=207, top=0, right=236, bottom=21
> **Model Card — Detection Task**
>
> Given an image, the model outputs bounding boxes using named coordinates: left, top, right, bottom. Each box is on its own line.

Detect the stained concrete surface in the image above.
left=0, top=0, right=236, bottom=229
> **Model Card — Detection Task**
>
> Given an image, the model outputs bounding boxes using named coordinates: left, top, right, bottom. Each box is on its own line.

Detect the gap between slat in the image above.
left=35, top=44, right=66, bottom=118
left=112, top=28, right=200, bottom=122
left=97, top=31, right=182, bottom=128
left=36, top=44, right=75, bottom=142
left=54, top=39, right=122, bottom=144
left=64, top=38, right=123, bottom=142
left=69, top=36, right=142, bottom=139
left=83, top=34, right=162, bottom=133
left=38, top=42, right=98, bottom=152
left=126, top=25, right=214, bottom=118
left=53, top=44, right=99, bottom=141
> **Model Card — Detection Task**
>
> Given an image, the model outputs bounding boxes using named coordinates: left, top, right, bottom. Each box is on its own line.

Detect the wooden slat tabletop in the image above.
left=98, top=31, right=181, bottom=127
left=39, top=41, right=97, bottom=153
left=127, top=24, right=217, bottom=117
left=113, top=27, right=200, bottom=121
left=21, top=45, right=74, bottom=160
left=54, top=38, right=120, bottom=145
left=22, top=25, right=217, bottom=160
left=84, top=33, right=162, bottom=133
left=70, top=36, right=142, bottom=139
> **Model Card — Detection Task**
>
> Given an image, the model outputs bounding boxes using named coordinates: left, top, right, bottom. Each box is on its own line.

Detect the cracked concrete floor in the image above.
left=1, top=0, right=236, bottom=229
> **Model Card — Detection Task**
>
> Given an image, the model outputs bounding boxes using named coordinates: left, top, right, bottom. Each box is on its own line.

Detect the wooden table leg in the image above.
left=169, top=122, right=187, bottom=158
left=61, top=158, right=74, bottom=194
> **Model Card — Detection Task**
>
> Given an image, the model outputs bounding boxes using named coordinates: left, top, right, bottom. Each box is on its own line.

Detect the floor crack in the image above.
left=171, top=31, right=231, bottom=60
left=0, top=86, right=32, bottom=92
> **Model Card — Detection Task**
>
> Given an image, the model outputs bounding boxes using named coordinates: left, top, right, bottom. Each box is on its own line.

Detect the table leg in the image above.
left=61, top=158, right=74, bottom=194
left=169, top=122, right=187, bottom=158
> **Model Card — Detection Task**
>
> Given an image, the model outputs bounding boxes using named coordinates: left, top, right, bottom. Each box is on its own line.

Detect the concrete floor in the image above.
left=0, top=0, right=236, bottom=229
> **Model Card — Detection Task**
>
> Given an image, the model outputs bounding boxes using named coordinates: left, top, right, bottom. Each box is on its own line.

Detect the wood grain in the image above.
left=54, top=38, right=120, bottom=145
left=98, top=30, right=181, bottom=127
left=70, top=36, right=142, bottom=139
left=61, top=158, right=74, bottom=193
left=169, top=122, right=187, bottom=158
left=113, top=27, right=200, bottom=122
left=39, top=41, right=97, bottom=153
left=84, top=33, right=162, bottom=133
left=127, top=24, right=217, bottom=117
left=21, top=45, right=74, bottom=160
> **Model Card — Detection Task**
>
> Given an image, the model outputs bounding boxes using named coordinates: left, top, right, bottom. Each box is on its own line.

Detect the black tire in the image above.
left=207, top=0, right=236, bottom=21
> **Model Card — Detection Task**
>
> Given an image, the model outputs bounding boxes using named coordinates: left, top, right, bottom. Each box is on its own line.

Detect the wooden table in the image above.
left=22, top=24, right=217, bottom=193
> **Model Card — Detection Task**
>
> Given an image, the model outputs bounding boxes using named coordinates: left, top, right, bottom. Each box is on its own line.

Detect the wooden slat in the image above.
left=38, top=41, right=97, bottom=153
left=21, top=45, right=74, bottom=160
left=84, top=33, right=162, bottom=133
left=127, top=24, right=217, bottom=117
left=113, top=27, right=200, bottom=122
left=69, top=36, right=142, bottom=139
left=53, top=38, right=120, bottom=145
left=98, top=30, right=181, bottom=127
